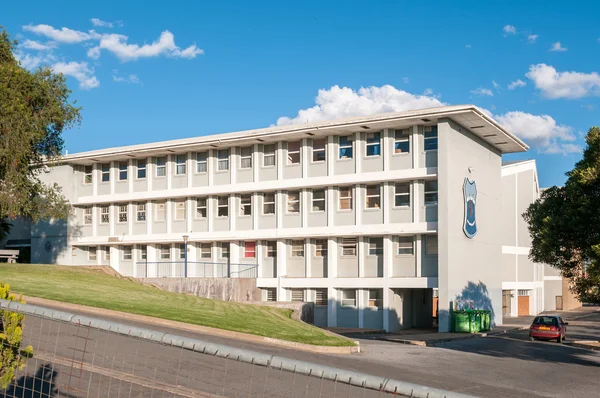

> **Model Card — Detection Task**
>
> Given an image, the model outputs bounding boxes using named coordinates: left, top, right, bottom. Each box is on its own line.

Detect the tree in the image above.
left=0, top=28, right=81, bottom=227
left=524, top=127, right=600, bottom=303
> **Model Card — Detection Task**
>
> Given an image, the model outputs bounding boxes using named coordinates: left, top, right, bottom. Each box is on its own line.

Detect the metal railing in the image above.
left=0, top=299, right=473, bottom=398
left=135, top=261, right=258, bottom=279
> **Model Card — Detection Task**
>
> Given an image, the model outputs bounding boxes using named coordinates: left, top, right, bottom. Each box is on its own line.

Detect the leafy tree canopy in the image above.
left=0, top=28, right=80, bottom=230
left=524, top=126, right=600, bottom=303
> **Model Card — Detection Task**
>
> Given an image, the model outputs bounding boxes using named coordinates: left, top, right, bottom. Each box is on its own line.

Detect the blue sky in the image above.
left=4, top=0, right=600, bottom=187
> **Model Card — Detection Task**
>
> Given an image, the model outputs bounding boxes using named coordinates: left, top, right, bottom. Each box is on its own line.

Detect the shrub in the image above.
left=0, top=283, right=33, bottom=389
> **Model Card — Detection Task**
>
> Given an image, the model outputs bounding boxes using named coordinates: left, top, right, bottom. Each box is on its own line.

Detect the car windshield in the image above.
left=533, top=316, right=558, bottom=326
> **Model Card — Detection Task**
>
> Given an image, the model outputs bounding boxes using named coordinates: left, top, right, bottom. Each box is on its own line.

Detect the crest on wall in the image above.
left=463, top=177, right=477, bottom=238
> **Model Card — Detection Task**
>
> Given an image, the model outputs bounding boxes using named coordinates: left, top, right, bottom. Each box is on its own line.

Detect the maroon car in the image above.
left=529, top=315, right=568, bottom=343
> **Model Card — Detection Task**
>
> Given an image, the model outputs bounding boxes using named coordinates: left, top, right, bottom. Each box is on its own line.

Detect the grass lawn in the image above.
left=0, top=264, right=353, bottom=347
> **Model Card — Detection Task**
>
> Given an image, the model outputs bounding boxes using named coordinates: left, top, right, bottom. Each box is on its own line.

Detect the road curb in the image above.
left=21, top=296, right=360, bottom=355
left=565, top=340, right=600, bottom=351
left=378, top=326, right=528, bottom=347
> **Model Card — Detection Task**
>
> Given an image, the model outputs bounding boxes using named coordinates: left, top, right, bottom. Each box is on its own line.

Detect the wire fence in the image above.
left=0, top=300, right=473, bottom=398
left=135, top=261, right=258, bottom=279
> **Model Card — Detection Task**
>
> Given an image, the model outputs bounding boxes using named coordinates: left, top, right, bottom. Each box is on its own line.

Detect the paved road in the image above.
left=14, top=303, right=600, bottom=398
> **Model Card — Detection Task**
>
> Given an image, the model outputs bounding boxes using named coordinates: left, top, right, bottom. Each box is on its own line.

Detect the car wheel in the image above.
left=529, top=336, right=535, bottom=342
left=557, top=335, right=563, bottom=344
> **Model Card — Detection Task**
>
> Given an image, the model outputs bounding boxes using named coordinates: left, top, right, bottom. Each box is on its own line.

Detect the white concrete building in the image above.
left=2, top=105, right=563, bottom=331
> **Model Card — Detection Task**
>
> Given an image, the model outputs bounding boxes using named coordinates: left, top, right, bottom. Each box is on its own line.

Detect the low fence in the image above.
left=135, top=261, right=258, bottom=279
left=0, top=299, right=473, bottom=398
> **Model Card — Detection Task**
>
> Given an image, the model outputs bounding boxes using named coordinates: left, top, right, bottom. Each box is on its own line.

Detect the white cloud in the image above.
left=423, top=88, right=433, bottom=95
left=275, top=85, right=444, bottom=126
left=52, top=61, right=99, bottom=90
left=494, top=111, right=579, bottom=154
left=89, top=31, right=203, bottom=61
left=470, top=87, right=494, bottom=97
left=508, top=79, right=526, bottom=90
left=503, top=25, right=517, bottom=36
left=550, top=41, right=567, bottom=52
left=14, top=51, right=56, bottom=70
left=91, top=18, right=113, bottom=28
left=402, top=77, right=409, bottom=84
left=112, top=70, right=141, bottom=84
left=275, top=84, right=579, bottom=155
left=20, top=39, right=56, bottom=51
left=465, top=44, right=472, bottom=49
left=527, top=34, right=538, bottom=43
left=492, top=81, right=500, bottom=89
left=22, top=24, right=98, bottom=43
left=526, top=63, right=600, bottom=99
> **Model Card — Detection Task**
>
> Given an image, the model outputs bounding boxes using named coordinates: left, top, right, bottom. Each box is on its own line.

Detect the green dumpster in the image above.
left=453, top=311, right=471, bottom=333
left=470, top=311, right=481, bottom=333
left=481, top=311, right=491, bottom=331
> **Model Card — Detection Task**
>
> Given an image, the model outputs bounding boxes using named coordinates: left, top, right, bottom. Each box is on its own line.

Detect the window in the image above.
left=518, top=290, right=531, bottom=297
left=200, top=243, right=211, bottom=259
left=424, top=126, right=438, bottom=151
left=366, top=185, right=381, bottom=209
left=136, top=203, right=146, bottom=222
left=240, top=194, right=252, bottom=216
left=217, top=196, right=229, bottom=217
left=291, top=289, right=304, bottom=302
left=394, top=183, right=410, bottom=207
left=137, top=159, right=147, bottom=179
left=244, top=241, right=256, bottom=258
left=196, top=198, right=207, bottom=218
left=88, top=246, right=97, bottom=261
left=341, top=289, right=356, bottom=307
left=368, top=289, right=383, bottom=308
left=339, top=135, right=353, bottom=159
left=196, top=152, right=208, bottom=173
left=265, top=288, right=277, bottom=302
left=83, top=207, right=92, bottom=225
left=287, top=141, right=300, bottom=164
left=397, top=236, right=414, bottom=255
left=287, top=191, right=300, bottom=213
left=121, top=246, right=132, bottom=260
left=291, top=240, right=304, bottom=257
left=217, top=149, right=229, bottom=171
left=100, top=206, right=109, bottom=224
left=220, top=242, right=229, bottom=259
left=339, top=187, right=352, bottom=210
left=263, top=193, right=275, bottom=215
left=175, top=200, right=186, bottom=220
left=119, top=161, right=128, bottom=181
left=425, top=235, right=438, bottom=255
left=155, top=202, right=166, bottom=221
left=101, top=164, right=110, bottom=182
left=177, top=243, right=186, bottom=260
left=263, top=144, right=275, bottom=167
left=315, top=289, right=327, bottom=306
left=159, top=244, right=170, bottom=260
left=240, top=147, right=252, bottom=169
left=102, top=246, right=110, bottom=261
left=140, top=246, right=147, bottom=260
left=156, top=157, right=166, bottom=177
left=315, top=239, right=327, bottom=257
left=312, top=190, right=325, bottom=212
left=341, top=238, right=357, bottom=256
left=312, top=139, right=326, bottom=162
left=368, top=238, right=383, bottom=256
left=176, top=154, right=187, bottom=175
left=84, top=165, right=93, bottom=184
left=265, top=241, right=276, bottom=258
left=394, top=129, right=410, bottom=153
left=424, top=181, right=438, bottom=205
left=118, top=205, right=128, bottom=223
left=366, top=132, right=381, bottom=156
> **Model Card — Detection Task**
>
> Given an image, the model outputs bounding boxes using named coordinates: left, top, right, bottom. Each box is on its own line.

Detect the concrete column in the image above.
left=132, top=243, right=138, bottom=278
left=253, top=144, right=260, bottom=182
left=128, top=159, right=134, bottom=193
left=383, top=129, right=391, bottom=171
left=109, top=204, right=115, bottom=236
left=187, top=243, right=197, bottom=277
left=147, top=201, right=153, bottom=235
left=358, top=236, right=365, bottom=278
left=383, top=287, right=391, bottom=332
left=415, top=234, right=422, bottom=277
left=211, top=243, right=219, bottom=277
left=327, top=237, right=338, bottom=278
left=256, top=241, right=263, bottom=278
left=147, top=244, right=157, bottom=278
left=276, top=142, right=284, bottom=180
left=276, top=191, right=283, bottom=229
left=230, top=241, right=240, bottom=278
left=208, top=150, right=214, bottom=186
left=92, top=205, right=97, bottom=237
left=128, top=203, right=133, bottom=236
left=412, top=180, right=420, bottom=223
left=382, top=182, right=390, bottom=224
left=301, top=138, right=309, bottom=178
left=305, top=239, right=313, bottom=278
left=355, top=185, right=363, bottom=225
left=207, top=196, right=214, bottom=232
left=252, top=193, right=259, bottom=230
left=166, top=199, right=172, bottom=234
left=110, top=161, right=115, bottom=195
left=327, top=186, right=335, bottom=227
left=229, top=195, right=236, bottom=231
left=301, top=189, right=309, bottom=228
left=383, top=236, right=393, bottom=278
left=358, top=289, right=366, bottom=328
left=276, top=240, right=287, bottom=300
left=230, top=146, right=238, bottom=185
left=109, top=246, right=119, bottom=272
left=511, top=289, right=518, bottom=317
left=187, top=152, right=193, bottom=188
left=92, top=163, right=98, bottom=196
left=327, top=287, right=338, bottom=327
left=167, top=154, right=172, bottom=191
left=355, top=132, right=363, bottom=173
left=147, top=156, right=153, bottom=191
left=412, top=125, right=419, bottom=168
left=327, top=135, right=335, bottom=176
left=186, top=198, right=193, bottom=233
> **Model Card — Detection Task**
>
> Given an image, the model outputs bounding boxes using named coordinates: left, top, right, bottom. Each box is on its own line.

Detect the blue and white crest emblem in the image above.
left=463, top=178, right=477, bottom=238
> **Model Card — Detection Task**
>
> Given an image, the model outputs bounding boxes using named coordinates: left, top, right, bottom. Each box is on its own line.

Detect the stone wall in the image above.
left=139, top=277, right=261, bottom=302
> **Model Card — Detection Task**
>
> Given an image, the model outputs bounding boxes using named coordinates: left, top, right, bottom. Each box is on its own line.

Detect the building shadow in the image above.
left=455, top=281, right=496, bottom=326
left=4, top=363, right=59, bottom=398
